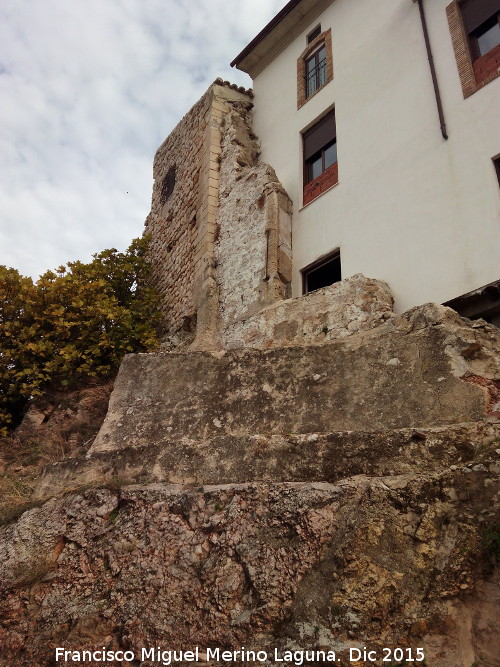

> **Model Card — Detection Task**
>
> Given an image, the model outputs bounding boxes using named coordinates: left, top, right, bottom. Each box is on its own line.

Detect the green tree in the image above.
left=0, top=237, right=160, bottom=435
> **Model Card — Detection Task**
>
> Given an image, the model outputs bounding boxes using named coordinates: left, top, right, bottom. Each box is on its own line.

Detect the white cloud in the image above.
left=0, top=0, right=287, bottom=278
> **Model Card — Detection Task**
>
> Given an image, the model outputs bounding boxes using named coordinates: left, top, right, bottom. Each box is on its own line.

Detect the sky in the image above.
left=0, top=0, right=287, bottom=279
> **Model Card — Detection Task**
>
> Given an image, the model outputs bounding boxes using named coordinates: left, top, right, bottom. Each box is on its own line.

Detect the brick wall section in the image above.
left=297, top=28, right=333, bottom=109
left=472, top=43, right=500, bottom=87
left=303, top=162, right=338, bottom=205
left=447, top=1, right=500, bottom=98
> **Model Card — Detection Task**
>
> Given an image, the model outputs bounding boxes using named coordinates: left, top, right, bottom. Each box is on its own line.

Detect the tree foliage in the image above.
left=0, top=237, right=160, bottom=434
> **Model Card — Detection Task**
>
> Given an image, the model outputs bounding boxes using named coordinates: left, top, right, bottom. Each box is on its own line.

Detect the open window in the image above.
left=444, top=279, right=500, bottom=327
left=302, top=250, right=341, bottom=294
left=307, top=25, right=321, bottom=44
left=303, top=110, right=338, bottom=205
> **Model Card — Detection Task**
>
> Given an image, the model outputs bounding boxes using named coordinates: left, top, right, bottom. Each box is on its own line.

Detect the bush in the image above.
left=0, top=237, right=160, bottom=434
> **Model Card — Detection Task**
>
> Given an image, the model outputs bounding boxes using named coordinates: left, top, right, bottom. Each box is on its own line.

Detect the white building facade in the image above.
left=232, top=0, right=500, bottom=321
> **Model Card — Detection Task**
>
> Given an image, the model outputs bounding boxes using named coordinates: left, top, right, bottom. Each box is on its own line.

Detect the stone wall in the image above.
left=222, top=274, right=394, bottom=349
left=215, top=103, right=292, bottom=332
left=87, top=304, right=499, bottom=454
left=145, top=80, right=295, bottom=349
left=144, top=81, right=256, bottom=343
left=145, top=90, right=209, bottom=338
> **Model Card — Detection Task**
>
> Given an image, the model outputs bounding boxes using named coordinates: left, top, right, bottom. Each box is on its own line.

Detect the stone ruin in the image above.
left=1, top=81, right=499, bottom=666
left=144, top=80, right=398, bottom=352
left=145, top=80, right=292, bottom=351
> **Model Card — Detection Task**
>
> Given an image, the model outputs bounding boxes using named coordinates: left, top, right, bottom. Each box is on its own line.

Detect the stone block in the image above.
left=89, top=304, right=498, bottom=453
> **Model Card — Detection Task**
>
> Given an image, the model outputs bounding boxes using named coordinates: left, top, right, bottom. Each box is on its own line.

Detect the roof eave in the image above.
left=230, top=0, right=302, bottom=71
left=231, top=0, right=334, bottom=77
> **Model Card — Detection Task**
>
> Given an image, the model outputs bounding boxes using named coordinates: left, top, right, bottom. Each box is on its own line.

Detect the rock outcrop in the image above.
left=1, top=447, right=499, bottom=666
left=1, top=304, right=499, bottom=667
left=92, top=303, right=499, bottom=451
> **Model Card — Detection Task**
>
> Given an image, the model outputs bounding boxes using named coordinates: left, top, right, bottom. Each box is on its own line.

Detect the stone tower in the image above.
left=144, top=80, right=292, bottom=350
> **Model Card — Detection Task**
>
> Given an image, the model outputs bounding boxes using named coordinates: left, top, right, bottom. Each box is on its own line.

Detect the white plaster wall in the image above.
left=251, top=0, right=500, bottom=312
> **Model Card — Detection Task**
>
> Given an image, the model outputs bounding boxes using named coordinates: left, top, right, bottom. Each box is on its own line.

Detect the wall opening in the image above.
left=494, top=155, right=500, bottom=187
left=302, top=250, right=341, bottom=294
left=307, top=25, right=321, bottom=43
left=444, top=279, right=500, bottom=327
left=160, top=166, right=176, bottom=205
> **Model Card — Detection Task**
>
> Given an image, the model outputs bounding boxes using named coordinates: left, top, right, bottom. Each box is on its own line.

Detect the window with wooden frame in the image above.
left=305, top=44, right=327, bottom=98
left=297, top=28, right=333, bottom=108
left=302, top=250, right=341, bottom=295
left=447, top=0, right=500, bottom=96
left=302, top=110, right=338, bottom=206
left=461, top=0, right=500, bottom=60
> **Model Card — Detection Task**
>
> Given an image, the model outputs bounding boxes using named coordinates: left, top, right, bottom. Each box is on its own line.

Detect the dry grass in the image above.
left=0, top=382, right=113, bottom=526
left=0, top=472, right=39, bottom=525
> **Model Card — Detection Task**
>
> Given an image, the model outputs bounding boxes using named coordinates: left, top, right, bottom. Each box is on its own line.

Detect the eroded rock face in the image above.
left=89, top=304, right=500, bottom=454
left=1, top=459, right=499, bottom=666
left=2, top=306, right=499, bottom=666
left=13, top=384, right=113, bottom=452
left=32, top=422, right=500, bottom=503
left=0, top=383, right=113, bottom=524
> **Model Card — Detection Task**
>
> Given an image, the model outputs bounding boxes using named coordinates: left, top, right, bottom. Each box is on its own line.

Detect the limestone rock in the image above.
left=1, top=466, right=498, bottom=666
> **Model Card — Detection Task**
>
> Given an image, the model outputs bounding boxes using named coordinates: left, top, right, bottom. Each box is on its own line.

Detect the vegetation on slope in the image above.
left=0, top=236, right=160, bottom=435
left=0, top=383, right=114, bottom=525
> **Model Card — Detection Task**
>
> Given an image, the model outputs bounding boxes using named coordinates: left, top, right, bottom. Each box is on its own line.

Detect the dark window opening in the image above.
left=302, top=251, right=341, bottom=294
left=160, top=166, right=176, bottom=205
left=303, top=110, right=337, bottom=185
left=444, top=280, right=500, bottom=327
left=494, top=156, right=500, bottom=186
left=307, top=25, right=321, bottom=43
left=461, top=0, right=500, bottom=60
left=305, top=45, right=327, bottom=97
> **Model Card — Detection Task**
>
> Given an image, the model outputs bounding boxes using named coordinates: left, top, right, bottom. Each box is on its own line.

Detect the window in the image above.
left=160, top=165, right=176, bottom=204
left=302, top=251, right=341, bottom=294
left=447, top=0, right=500, bottom=97
left=305, top=45, right=327, bottom=98
left=444, top=279, right=500, bottom=327
left=461, top=0, right=500, bottom=59
left=307, top=25, right=321, bottom=44
left=472, top=14, right=500, bottom=55
left=303, top=110, right=338, bottom=205
left=297, top=28, right=333, bottom=108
